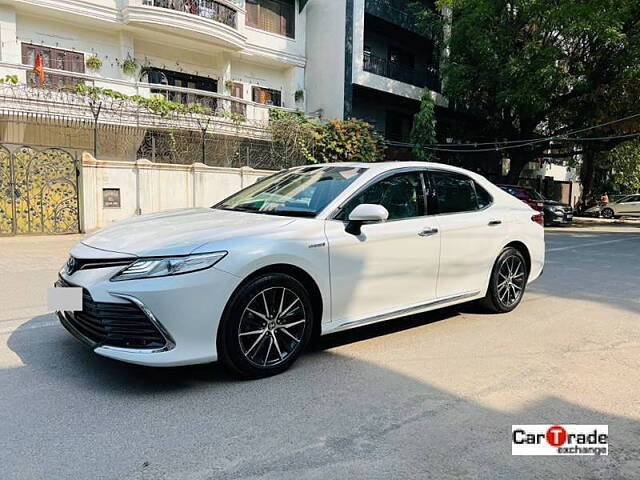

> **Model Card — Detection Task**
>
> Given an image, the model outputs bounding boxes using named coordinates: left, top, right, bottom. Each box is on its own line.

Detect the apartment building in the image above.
left=0, top=0, right=307, bottom=148
left=305, top=0, right=447, bottom=151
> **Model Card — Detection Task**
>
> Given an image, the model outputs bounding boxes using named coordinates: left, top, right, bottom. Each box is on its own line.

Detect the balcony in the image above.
left=142, top=0, right=238, bottom=28
left=0, top=61, right=298, bottom=137
left=123, top=0, right=246, bottom=49
left=364, top=0, right=436, bottom=35
left=363, top=54, right=440, bottom=92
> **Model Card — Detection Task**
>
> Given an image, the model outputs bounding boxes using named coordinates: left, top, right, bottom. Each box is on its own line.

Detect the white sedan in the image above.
left=55, top=162, right=545, bottom=378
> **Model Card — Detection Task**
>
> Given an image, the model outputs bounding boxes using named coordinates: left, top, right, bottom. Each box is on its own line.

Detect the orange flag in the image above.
left=34, top=54, right=45, bottom=84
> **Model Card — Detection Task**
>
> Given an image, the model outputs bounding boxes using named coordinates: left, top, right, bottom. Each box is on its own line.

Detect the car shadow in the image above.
left=3, top=311, right=639, bottom=479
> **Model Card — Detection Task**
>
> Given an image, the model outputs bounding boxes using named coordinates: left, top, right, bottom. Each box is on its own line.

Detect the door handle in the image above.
left=418, top=227, right=439, bottom=237
left=488, top=220, right=502, bottom=226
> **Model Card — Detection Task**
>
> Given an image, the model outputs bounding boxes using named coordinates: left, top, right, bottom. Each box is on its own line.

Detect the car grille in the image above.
left=56, top=277, right=167, bottom=350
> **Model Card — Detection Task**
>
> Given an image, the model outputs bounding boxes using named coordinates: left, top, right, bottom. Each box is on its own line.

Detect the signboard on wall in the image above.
left=103, top=188, right=121, bottom=208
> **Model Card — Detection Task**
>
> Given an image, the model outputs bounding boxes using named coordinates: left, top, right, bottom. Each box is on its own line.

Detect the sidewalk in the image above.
left=547, top=216, right=640, bottom=234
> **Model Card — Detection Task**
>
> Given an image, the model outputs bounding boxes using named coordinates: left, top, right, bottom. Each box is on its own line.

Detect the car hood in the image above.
left=81, top=208, right=296, bottom=257
left=543, top=200, right=570, bottom=208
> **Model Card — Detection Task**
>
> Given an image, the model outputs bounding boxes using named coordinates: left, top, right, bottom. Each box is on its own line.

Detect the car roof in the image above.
left=300, top=161, right=485, bottom=177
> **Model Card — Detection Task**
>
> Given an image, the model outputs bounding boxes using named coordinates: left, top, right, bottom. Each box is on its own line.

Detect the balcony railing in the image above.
left=365, top=0, right=436, bottom=34
left=142, top=0, right=238, bottom=29
left=0, top=61, right=306, bottom=134
left=363, top=54, right=440, bottom=92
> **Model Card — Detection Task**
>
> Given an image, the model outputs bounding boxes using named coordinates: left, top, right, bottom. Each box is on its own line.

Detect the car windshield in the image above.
left=214, top=166, right=366, bottom=217
left=529, top=190, right=545, bottom=201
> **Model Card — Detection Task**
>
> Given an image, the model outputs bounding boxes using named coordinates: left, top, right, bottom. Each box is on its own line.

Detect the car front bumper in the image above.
left=56, top=264, right=242, bottom=367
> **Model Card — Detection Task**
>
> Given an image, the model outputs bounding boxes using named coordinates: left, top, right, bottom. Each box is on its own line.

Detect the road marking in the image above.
left=547, top=236, right=639, bottom=252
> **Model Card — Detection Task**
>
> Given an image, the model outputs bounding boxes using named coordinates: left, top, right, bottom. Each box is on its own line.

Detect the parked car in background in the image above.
left=585, top=194, right=640, bottom=218
left=498, top=185, right=573, bottom=225
left=54, top=162, right=545, bottom=379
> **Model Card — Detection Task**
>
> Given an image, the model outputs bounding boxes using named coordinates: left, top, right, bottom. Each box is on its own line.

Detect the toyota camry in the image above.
left=55, top=162, right=545, bottom=378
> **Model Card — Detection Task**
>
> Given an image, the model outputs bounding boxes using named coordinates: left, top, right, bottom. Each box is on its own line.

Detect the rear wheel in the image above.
left=601, top=208, right=614, bottom=219
left=218, top=273, right=313, bottom=378
left=480, top=247, right=528, bottom=313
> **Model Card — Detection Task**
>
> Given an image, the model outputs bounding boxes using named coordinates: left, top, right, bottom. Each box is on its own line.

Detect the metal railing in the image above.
left=0, top=62, right=304, bottom=132
left=142, top=0, right=238, bottom=29
left=363, top=54, right=440, bottom=92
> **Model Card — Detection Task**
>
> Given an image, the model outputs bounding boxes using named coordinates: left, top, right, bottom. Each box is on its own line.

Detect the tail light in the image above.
left=531, top=213, right=544, bottom=226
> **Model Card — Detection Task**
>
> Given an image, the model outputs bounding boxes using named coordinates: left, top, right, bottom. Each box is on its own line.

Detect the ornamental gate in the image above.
left=0, top=145, right=80, bottom=235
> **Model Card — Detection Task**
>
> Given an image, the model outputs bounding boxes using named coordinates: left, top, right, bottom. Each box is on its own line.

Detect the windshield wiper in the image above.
left=266, top=210, right=316, bottom=218
left=217, top=206, right=263, bottom=213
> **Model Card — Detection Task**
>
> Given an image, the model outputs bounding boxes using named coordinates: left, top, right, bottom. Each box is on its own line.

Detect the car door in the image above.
left=325, top=170, right=440, bottom=325
left=428, top=170, right=503, bottom=299
left=617, top=195, right=640, bottom=216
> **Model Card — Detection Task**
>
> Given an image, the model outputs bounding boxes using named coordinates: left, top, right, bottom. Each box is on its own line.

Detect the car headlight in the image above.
left=111, top=251, right=227, bottom=282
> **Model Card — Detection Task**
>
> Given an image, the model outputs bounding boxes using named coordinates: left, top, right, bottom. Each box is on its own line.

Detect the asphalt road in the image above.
left=1, top=227, right=639, bottom=479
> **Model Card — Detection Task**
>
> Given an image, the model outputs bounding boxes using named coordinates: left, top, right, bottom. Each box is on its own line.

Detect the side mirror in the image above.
left=345, top=204, right=389, bottom=235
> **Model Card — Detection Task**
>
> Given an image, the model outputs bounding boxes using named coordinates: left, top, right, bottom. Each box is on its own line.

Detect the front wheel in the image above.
left=601, top=208, right=614, bottom=219
left=218, top=273, right=313, bottom=379
left=480, top=247, right=528, bottom=313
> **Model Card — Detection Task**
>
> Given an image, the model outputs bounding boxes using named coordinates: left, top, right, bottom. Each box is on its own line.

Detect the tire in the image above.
left=480, top=247, right=529, bottom=313
left=218, top=273, right=314, bottom=379
left=601, top=208, right=614, bottom=219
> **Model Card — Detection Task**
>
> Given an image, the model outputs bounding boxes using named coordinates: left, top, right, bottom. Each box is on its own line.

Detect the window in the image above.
left=147, top=67, right=217, bottom=108
left=246, top=0, right=295, bottom=38
left=337, top=172, right=426, bottom=221
left=217, top=166, right=366, bottom=217
left=252, top=86, right=282, bottom=106
left=431, top=171, right=480, bottom=214
left=21, top=43, right=84, bottom=88
left=475, top=182, right=493, bottom=209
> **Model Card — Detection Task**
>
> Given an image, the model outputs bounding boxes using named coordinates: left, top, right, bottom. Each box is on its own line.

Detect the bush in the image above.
left=316, top=118, right=385, bottom=163
left=268, top=112, right=384, bottom=166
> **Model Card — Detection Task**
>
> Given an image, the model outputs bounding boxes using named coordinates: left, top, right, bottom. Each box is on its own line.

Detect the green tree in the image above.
left=411, top=91, right=437, bottom=161
left=414, top=0, right=640, bottom=183
left=316, top=119, right=385, bottom=164
left=597, top=140, right=640, bottom=194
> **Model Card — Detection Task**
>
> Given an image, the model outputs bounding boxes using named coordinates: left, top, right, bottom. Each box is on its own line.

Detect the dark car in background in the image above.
left=498, top=185, right=573, bottom=226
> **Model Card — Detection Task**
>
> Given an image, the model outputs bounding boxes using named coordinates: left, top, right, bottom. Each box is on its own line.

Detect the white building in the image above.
left=0, top=0, right=307, bottom=131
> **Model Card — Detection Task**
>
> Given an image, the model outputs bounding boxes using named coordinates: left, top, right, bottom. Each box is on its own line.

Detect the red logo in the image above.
left=546, top=425, right=567, bottom=447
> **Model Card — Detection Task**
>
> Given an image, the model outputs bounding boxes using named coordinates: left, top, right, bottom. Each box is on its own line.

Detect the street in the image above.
left=1, top=226, right=639, bottom=480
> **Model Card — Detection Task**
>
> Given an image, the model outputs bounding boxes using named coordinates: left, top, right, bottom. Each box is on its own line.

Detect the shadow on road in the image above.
left=3, top=309, right=639, bottom=479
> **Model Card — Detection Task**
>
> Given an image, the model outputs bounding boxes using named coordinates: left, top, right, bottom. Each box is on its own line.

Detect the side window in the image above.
left=431, top=171, right=478, bottom=214
left=475, top=182, right=493, bottom=209
left=337, top=172, right=425, bottom=221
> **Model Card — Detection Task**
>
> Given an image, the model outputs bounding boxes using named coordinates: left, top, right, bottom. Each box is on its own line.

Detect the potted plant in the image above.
left=86, top=55, right=103, bottom=72
left=225, top=79, right=235, bottom=93
left=121, top=57, right=137, bottom=76
left=295, top=89, right=304, bottom=103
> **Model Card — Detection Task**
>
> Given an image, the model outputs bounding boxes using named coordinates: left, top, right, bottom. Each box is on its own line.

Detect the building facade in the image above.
left=305, top=0, right=446, bottom=148
left=0, top=0, right=307, bottom=145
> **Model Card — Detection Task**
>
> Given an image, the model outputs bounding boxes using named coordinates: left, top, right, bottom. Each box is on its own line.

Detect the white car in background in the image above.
left=587, top=194, right=640, bottom=219
left=55, top=162, right=545, bottom=378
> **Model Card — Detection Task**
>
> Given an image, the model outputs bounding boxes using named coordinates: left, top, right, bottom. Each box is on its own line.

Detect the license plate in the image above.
left=48, top=287, right=82, bottom=311
left=567, top=214, right=573, bottom=219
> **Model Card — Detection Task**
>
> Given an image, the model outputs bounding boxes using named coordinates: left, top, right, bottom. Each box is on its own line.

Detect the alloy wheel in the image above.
left=496, top=255, right=526, bottom=308
left=238, top=287, right=307, bottom=367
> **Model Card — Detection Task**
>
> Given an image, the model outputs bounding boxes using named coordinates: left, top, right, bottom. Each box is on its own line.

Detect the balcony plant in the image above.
left=121, top=57, right=138, bottom=76
left=86, top=55, right=103, bottom=72
left=225, top=80, right=235, bottom=93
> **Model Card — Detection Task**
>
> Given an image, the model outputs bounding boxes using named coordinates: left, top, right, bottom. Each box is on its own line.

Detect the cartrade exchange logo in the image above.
left=512, top=425, right=608, bottom=456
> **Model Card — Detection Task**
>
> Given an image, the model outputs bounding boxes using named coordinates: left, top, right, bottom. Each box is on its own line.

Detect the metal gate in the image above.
left=0, top=145, right=80, bottom=235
